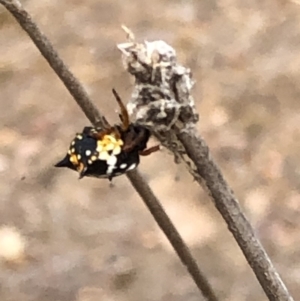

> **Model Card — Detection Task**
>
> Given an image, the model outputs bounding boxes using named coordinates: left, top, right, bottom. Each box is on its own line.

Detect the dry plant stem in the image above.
left=127, top=169, right=218, bottom=301
left=118, top=40, right=294, bottom=301
left=0, top=0, right=107, bottom=128
left=0, top=1, right=219, bottom=300
left=178, top=130, right=293, bottom=301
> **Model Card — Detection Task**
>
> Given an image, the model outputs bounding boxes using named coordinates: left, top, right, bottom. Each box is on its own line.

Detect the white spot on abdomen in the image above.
left=107, top=155, right=117, bottom=166
left=127, top=163, right=136, bottom=171
left=120, top=163, right=127, bottom=169
left=107, top=164, right=115, bottom=175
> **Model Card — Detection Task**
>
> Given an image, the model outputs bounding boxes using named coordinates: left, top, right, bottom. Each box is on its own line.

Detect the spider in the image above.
left=55, top=89, right=159, bottom=181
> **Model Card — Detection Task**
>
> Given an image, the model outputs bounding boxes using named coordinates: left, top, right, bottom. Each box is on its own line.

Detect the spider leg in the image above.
left=112, top=125, right=121, bottom=140
left=88, top=126, right=121, bottom=140
left=101, top=116, right=111, bottom=129
left=139, top=145, right=160, bottom=156
left=122, top=127, right=148, bottom=152
left=112, top=88, right=130, bottom=130
left=87, top=128, right=109, bottom=140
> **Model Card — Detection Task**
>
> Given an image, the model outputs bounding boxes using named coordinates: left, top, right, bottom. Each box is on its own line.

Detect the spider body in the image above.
left=55, top=89, right=158, bottom=181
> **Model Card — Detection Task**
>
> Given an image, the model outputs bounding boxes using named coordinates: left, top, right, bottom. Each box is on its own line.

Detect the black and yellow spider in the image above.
left=55, top=89, right=159, bottom=181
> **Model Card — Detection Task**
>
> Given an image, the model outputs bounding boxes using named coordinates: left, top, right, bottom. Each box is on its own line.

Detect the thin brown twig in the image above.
left=127, top=169, right=218, bottom=301
left=178, top=130, right=293, bottom=301
left=0, top=0, right=107, bottom=128
left=118, top=40, right=294, bottom=301
left=0, top=1, right=219, bottom=300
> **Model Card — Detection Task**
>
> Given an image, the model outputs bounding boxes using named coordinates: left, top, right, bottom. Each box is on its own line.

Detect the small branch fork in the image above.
left=0, top=1, right=218, bottom=301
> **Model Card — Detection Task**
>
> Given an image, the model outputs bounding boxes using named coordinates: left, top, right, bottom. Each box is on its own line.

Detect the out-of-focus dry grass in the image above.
left=0, top=0, right=300, bottom=300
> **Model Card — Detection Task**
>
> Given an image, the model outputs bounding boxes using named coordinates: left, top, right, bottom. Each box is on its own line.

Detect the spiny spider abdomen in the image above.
left=55, top=89, right=159, bottom=181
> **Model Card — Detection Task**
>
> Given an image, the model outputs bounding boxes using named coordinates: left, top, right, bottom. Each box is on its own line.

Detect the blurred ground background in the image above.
left=0, top=0, right=300, bottom=300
